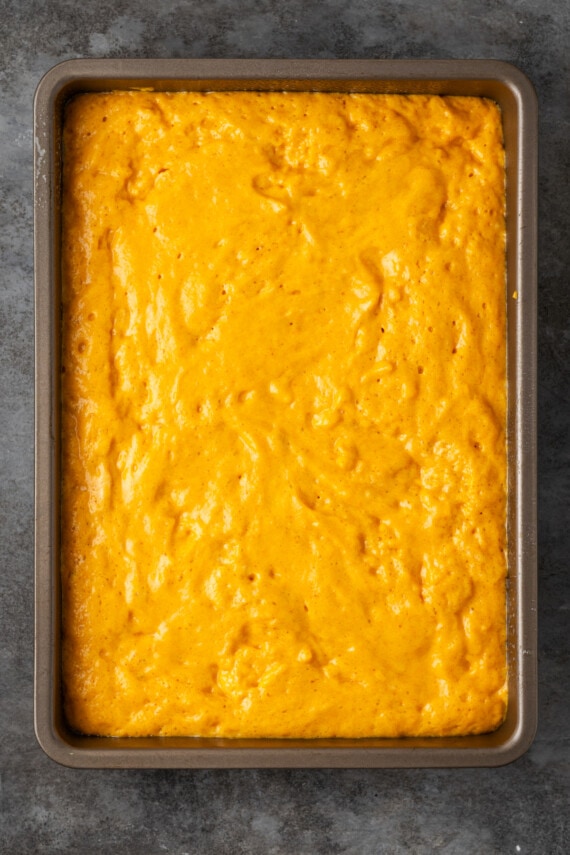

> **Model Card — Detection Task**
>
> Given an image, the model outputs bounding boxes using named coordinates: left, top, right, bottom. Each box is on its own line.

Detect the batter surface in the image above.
left=62, top=91, right=507, bottom=737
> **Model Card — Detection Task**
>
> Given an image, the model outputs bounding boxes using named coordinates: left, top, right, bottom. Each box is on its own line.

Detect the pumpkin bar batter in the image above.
left=61, top=91, right=507, bottom=737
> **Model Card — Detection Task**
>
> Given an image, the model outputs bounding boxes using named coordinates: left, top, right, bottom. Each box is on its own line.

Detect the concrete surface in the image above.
left=1, top=0, right=568, bottom=852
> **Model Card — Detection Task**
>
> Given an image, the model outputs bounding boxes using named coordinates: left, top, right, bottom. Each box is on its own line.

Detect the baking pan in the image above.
left=34, top=58, right=537, bottom=768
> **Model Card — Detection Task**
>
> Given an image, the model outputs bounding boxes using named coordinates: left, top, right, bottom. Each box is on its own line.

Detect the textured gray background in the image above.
left=1, top=0, right=569, bottom=852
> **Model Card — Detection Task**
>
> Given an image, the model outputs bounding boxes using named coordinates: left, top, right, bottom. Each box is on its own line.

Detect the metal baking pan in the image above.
left=34, top=58, right=537, bottom=768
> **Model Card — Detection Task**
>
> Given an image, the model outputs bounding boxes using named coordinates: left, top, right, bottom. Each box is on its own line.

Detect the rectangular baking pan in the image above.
left=34, top=58, right=537, bottom=768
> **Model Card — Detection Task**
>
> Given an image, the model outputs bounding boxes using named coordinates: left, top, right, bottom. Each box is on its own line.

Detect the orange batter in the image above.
left=61, top=91, right=507, bottom=737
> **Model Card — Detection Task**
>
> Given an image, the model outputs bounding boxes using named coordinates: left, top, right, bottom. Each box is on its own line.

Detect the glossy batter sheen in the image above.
left=61, top=91, right=507, bottom=738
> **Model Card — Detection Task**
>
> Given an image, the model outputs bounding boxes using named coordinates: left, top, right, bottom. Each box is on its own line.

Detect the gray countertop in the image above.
left=1, top=1, right=568, bottom=852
